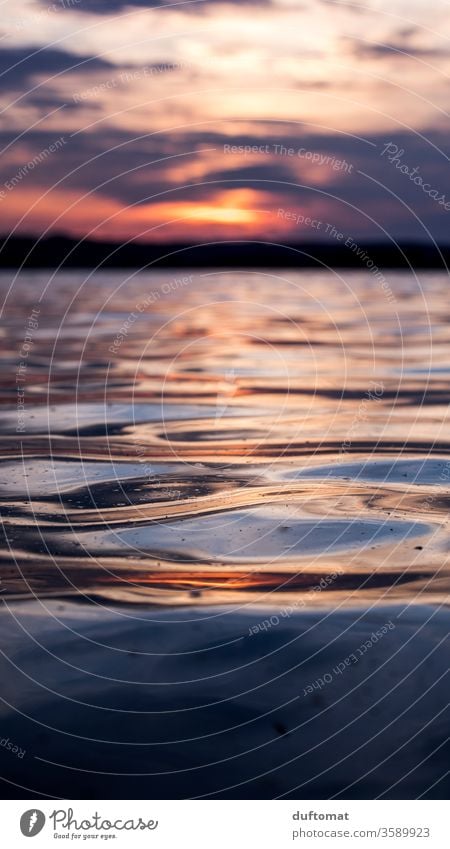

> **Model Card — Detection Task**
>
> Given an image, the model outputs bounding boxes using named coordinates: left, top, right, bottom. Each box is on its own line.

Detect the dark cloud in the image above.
left=350, top=39, right=450, bottom=60
left=22, top=93, right=93, bottom=111
left=41, top=0, right=271, bottom=14
left=202, top=161, right=299, bottom=186
left=0, top=46, right=115, bottom=90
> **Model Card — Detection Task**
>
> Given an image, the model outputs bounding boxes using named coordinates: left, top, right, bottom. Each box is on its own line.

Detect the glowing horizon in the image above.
left=0, top=0, right=449, bottom=243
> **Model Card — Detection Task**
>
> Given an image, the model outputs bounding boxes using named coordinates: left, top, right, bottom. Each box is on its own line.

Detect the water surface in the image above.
left=0, top=268, right=449, bottom=800
left=0, top=268, right=449, bottom=608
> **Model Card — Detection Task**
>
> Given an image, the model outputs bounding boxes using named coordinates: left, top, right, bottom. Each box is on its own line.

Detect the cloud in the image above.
left=39, top=0, right=271, bottom=14
left=350, top=38, right=450, bottom=61
left=0, top=46, right=115, bottom=90
left=201, top=161, right=299, bottom=186
left=0, top=124, right=449, bottom=241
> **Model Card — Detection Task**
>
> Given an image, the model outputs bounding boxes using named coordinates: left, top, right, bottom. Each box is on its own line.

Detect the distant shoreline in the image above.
left=0, top=236, right=449, bottom=269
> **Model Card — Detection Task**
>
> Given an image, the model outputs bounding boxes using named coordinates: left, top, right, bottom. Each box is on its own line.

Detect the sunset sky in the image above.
left=1, top=0, right=449, bottom=243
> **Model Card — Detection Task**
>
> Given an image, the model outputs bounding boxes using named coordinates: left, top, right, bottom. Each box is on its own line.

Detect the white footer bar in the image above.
left=0, top=800, right=446, bottom=848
